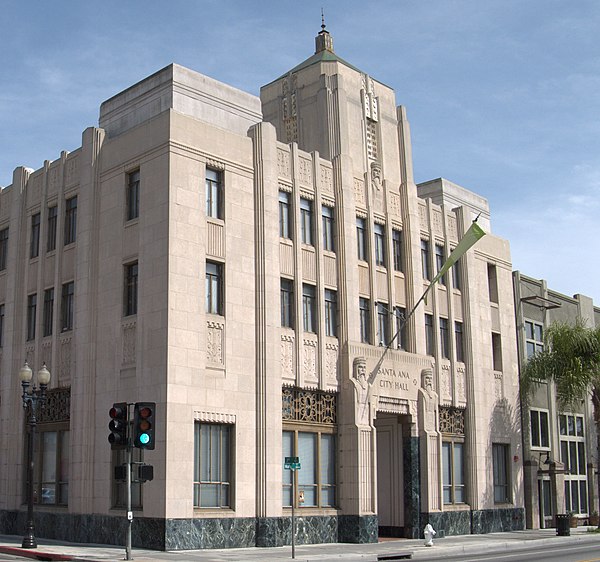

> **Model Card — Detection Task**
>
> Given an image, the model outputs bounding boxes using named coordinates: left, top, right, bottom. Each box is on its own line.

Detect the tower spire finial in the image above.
left=315, top=8, right=334, bottom=53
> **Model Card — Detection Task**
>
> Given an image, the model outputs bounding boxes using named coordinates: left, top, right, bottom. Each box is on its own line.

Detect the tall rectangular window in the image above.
left=324, top=289, right=337, bottom=337
left=530, top=409, right=550, bottom=449
left=206, top=261, right=223, bottom=315
left=322, top=206, right=335, bottom=252
left=124, top=262, right=138, bottom=316
left=27, top=294, right=37, bottom=341
left=126, top=170, right=140, bottom=221
left=439, top=317, right=449, bottom=359
left=33, top=427, right=69, bottom=506
left=279, top=191, right=292, bottom=239
left=359, top=298, right=370, bottom=344
left=492, top=443, right=510, bottom=503
left=0, top=227, right=8, bottom=270
left=425, top=314, right=434, bottom=356
left=30, top=213, right=41, bottom=258
left=61, top=282, right=74, bottom=332
left=377, top=303, right=389, bottom=346
left=0, top=303, right=4, bottom=347
left=392, top=229, right=403, bottom=272
left=525, top=320, right=544, bottom=358
left=194, top=423, right=231, bottom=508
left=435, top=244, right=445, bottom=285
left=64, top=196, right=77, bottom=246
left=280, top=279, right=294, bottom=329
left=452, top=254, right=462, bottom=291
left=205, top=168, right=223, bottom=219
left=442, top=441, right=465, bottom=504
left=283, top=429, right=336, bottom=508
left=394, top=307, right=406, bottom=350
left=487, top=263, right=499, bottom=303
left=47, top=206, right=57, bottom=252
left=454, top=321, right=464, bottom=362
left=356, top=217, right=367, bottom=261
left=492, top=332, right=503, bottom=371
left=421, top=239, right=431, bottom=281
left=560, top=413, right=588, bottom=515
left=43, top=288, right=54, bottom=337
left=302, top=284, right=316, bottom=333
left=300, top=198, right=314, bottom=245
left=374, top=224, right=386, bottom=267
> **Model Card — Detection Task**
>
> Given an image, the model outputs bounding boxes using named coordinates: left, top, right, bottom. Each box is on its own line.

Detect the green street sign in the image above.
left=284, top=456, right=301, bottom=470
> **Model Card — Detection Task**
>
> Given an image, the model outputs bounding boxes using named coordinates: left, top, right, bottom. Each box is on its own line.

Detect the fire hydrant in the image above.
left=423, top=523, right=436, bottom=546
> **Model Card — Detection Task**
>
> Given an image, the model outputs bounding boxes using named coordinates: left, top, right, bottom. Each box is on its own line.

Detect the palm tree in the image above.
left=521, top=320, right=600, bottom=527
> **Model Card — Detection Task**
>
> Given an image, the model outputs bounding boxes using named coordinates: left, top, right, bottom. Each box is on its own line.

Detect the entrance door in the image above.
left=375, top=413, right=404, bottom=536
left=538, top=478, right=553, bottom=528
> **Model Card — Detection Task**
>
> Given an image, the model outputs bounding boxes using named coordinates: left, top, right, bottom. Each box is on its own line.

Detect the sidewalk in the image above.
left=0, top=527, right=598, bottom=562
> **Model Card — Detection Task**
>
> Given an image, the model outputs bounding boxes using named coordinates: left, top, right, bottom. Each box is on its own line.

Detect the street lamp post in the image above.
left=19, top=361, right=51, bottom=549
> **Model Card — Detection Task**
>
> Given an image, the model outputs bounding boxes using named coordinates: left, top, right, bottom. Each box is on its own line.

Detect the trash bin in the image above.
left=556, top=514, right=570, bottom=536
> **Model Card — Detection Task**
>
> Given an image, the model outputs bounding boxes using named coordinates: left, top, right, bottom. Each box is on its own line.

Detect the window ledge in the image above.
left=442, top=503, right=471, bottom=512
left=125, top=218, right=139, bottom=228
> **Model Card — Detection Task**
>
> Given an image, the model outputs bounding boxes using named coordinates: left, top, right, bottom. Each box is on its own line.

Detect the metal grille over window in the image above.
left=439, top=406, right=465, bottom=435
left=282, top=387, right=337, bottom=425
left=38, top=387, right=71, bottom=423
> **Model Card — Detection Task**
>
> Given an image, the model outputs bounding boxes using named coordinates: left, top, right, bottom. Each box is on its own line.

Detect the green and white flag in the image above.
left=430, top=220, right=486, bottom=287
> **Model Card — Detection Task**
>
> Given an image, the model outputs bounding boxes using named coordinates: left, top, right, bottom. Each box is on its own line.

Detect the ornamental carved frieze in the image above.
left=277, top=149, right=291, bottom=178
left=280, top=334, right=295, bottom=381
left=320, top=165, right=333, bottom=194
left=59, top=336, right=72, bottom=384
left=303, top=339, right=317, bottom=383
left=447, top=215, right=458, bottom=241
left=388, top=192, right=401, bottom=217
left=282, top=386, right=337, bottom=425
left=65, top=155, right=79, bottom=187
left=207, top=320, right=224, bottom=366
left=298, top=157, right=312, bottom=186
left=324, top=342, right=339, bottom=385
left=354, top=178, right=365, bottom=206
left=432, top=210, right=443, bottom=235
left=122, top=321, right=136, bottom=367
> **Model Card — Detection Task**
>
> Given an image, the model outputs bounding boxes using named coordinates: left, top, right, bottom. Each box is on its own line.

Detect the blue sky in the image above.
left=2, top=1, right=599, bottom=303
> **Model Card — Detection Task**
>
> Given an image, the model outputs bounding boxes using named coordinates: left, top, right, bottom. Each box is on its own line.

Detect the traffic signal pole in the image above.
left=126, top=433, right=133, bottom=561
left=109, top=401, right=155, bottom=561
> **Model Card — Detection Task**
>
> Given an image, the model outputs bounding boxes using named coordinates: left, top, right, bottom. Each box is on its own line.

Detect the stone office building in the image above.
left=0, top=26, right=524, bottom=550
left=513, top=272, right=599, bottom=529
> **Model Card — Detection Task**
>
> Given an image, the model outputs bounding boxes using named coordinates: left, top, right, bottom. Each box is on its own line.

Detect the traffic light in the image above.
left=133, top=402, right=155, bottom=450
left=108, top=402, right=128, bottom=450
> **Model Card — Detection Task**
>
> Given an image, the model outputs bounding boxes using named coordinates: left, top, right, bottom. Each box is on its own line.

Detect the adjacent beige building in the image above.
left=0, top=27, right=524, bottom=549
left=513, top=272, right=599, bottom=529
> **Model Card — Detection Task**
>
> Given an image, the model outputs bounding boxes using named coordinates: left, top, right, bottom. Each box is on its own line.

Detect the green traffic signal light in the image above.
left=133, top=402, right=155, bottom=450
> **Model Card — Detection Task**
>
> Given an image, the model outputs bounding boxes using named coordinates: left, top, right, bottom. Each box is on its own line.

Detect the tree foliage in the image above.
left=521, top=320, right=600, bottom=410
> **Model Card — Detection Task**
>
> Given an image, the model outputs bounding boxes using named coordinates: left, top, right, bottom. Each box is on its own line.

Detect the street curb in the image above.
left=0, top=545, right=75, bottom=561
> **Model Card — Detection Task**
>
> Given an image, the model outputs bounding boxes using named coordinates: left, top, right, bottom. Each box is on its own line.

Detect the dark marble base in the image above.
left=0, top=510, right=373, bottom=550
left=422, top=510, right=471, bottom=536
left=422, top=507, right=525, bottom=536
left=403, top=435, right=420, bottom=538
left=472, top=507, right=525, bottom=534
left=338, top=514, right=378, bottom=543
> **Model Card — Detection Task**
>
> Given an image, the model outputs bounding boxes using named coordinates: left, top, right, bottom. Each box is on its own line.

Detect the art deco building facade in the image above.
left=513, top=272, right=599, bottom=529
left=0, top=28, right=524, bottom=549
